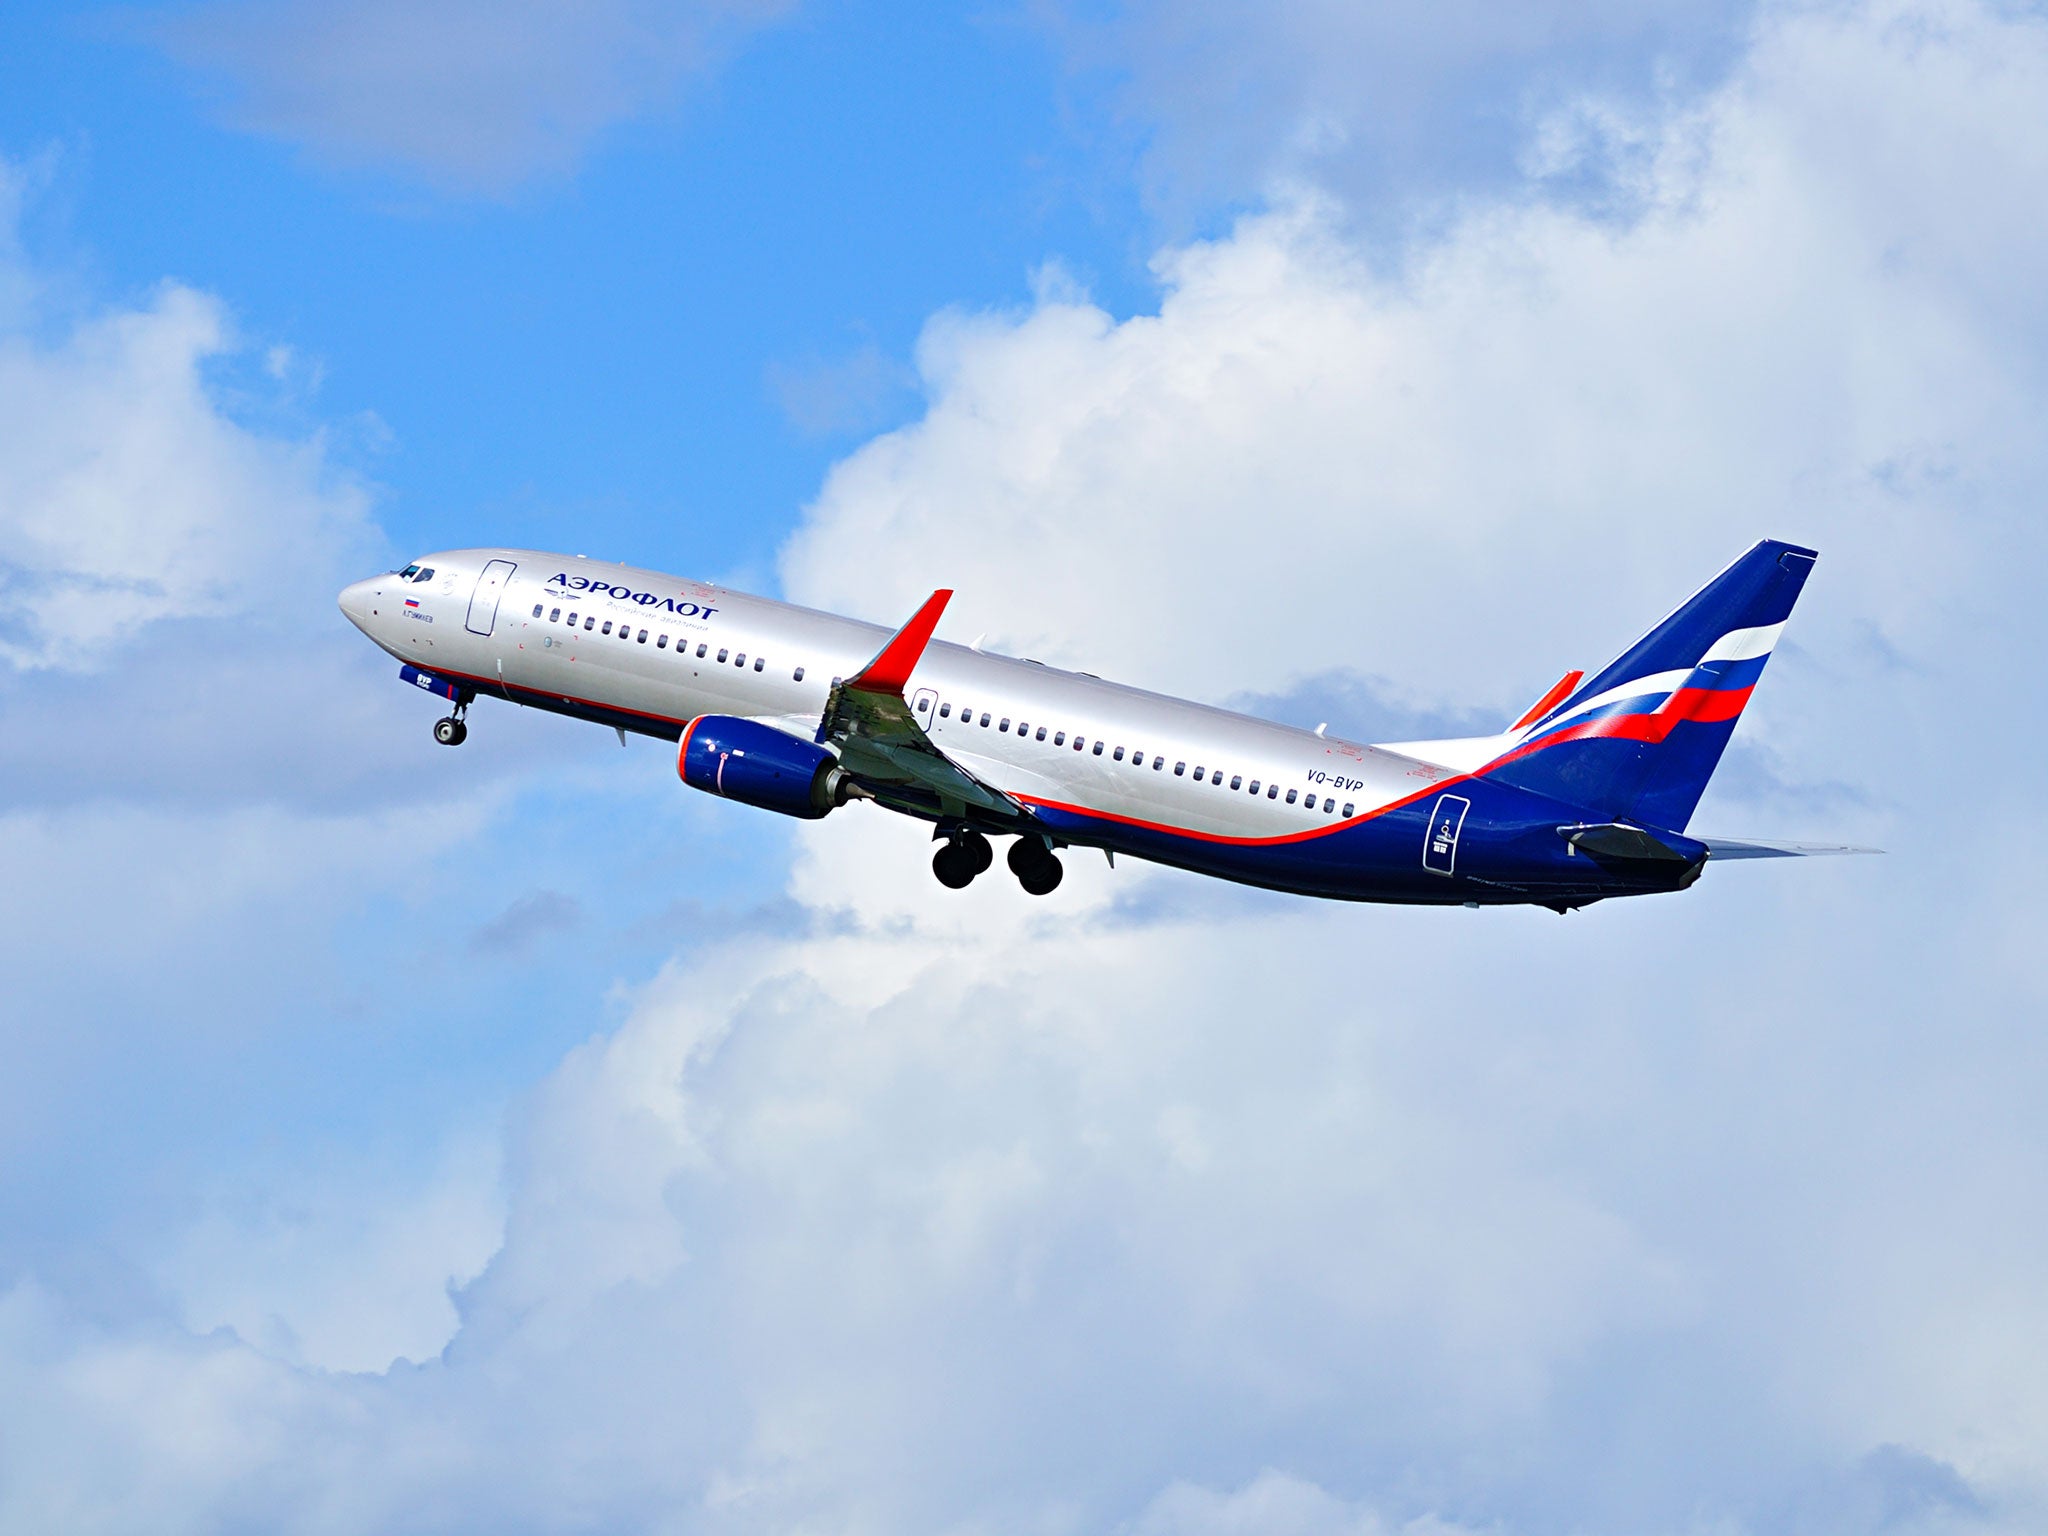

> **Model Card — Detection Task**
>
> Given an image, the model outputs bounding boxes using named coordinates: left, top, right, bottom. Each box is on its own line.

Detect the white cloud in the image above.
left=1131, top=1471, right=1476, bottom=1536
left=783, top=0, right=2047, bottom=753
left=151, top=0, right=795, bottom=191
left=1043, top=0, right=1756, bottom=225
left=157, top=1133, right=504, bottom=1373
left=0, top=270, right=373, bottom=671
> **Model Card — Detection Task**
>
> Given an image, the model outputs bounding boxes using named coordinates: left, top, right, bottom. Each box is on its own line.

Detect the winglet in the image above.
left=846, top=589, right=953, bottom=696
left=1511, top=670, right=1585, bottom=733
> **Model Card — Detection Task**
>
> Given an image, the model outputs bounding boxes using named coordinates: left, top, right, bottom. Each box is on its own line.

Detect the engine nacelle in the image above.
left=677, top=715, right=854, bottom=820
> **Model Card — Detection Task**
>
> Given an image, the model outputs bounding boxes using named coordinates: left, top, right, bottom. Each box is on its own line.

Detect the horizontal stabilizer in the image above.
left=1698, top=836, right=1884, bottom=860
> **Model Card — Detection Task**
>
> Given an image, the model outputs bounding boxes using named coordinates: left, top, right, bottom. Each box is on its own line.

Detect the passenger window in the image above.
left=550, top=608, right=561, bottom=622
left=754, top=657, right=764, bottom=671
left=1113, top=747, right=1124, bottom=761
left=1343, top=803, right=1355, bottom=817
left=1193, top=767, right=1205, bottom=781
left=1286, top=789, right=1298, bottom=804
left=585, top=616, right=595, bottom=631
left=1229, top=774, right=1241, bottom=790
left=1054, top=731, right=1065, bottom=746
left=657, top=634, right=667, bottom=649
left=1154, top=757, right=1164, bottom=770
left=532, top=603, right=543, bottom=618
left=1093, top=741, right=1104, bottom=756
left=602, top=621, right=613, bottom=635
left=794, top=666, right=805, bottom=682
left=1248, top=779, right=1260, bottom=794
left=637, top=629, right=648, bottom=643
left=717, top=648, right=729, bottom=663
left=1015, top=721, right=1027, bottom=735
left=734, top=652, right=745, bottom=666
left=696, top=643, right=707, bottom=658
left=1266, top=784, right=1278, bottom=799
left=1175, top=761, right=1186, bottom=776
left=1072, top=737, right=1084, bottom=751
left=940, top=703, right=951, bottom=718
left=980, top=712, right=991, bottom=727
left=1323, top=797, right=1335, bottom=813
left=1000, top=718, right=1011, bottom=732
left=1035, top=726, right=1047, bottom=741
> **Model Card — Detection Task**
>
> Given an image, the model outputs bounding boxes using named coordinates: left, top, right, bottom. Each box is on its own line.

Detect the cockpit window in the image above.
left=399, top=564, right=420, bottom=579
left=414, top=567, right=435, bottom=583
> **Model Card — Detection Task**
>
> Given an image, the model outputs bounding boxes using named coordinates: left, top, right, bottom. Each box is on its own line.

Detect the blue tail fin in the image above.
left=1483, top=539, right=1817, bottom=831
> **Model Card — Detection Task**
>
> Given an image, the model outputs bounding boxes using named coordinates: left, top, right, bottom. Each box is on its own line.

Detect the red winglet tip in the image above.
left=1511, top=669, right=1585, bottom=733
left=849, top=588, right=953, bottom=694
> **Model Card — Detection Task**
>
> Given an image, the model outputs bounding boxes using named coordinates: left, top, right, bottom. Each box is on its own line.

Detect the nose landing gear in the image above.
left=433, top=700, right=470, bottom=746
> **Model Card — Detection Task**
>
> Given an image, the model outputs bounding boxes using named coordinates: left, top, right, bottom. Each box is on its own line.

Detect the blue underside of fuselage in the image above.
left=1027, top=791, right=1693, bottom=907
left=437, top=667, right=1696, bottom=909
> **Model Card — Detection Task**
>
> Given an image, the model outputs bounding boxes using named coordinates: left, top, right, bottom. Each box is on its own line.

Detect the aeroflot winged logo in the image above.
left=546, top=573, right=719, bottom=618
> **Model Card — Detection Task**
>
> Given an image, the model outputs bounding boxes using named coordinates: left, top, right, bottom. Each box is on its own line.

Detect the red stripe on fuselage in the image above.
left=422, top=662, right=691, bottom=731
left=1014, top=776, right=1449, bottom=847
left=438, top=659, right=1440, bottom=848
left=433, top=661, right=1492, bottom=850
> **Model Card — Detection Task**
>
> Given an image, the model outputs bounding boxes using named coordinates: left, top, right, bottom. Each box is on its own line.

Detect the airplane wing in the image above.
left=1697, top=835, right=1884, bottom=860
left=816, top=589, right=1030, bottom=823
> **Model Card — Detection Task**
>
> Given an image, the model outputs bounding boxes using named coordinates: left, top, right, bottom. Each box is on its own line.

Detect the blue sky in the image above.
left=3, top=2, right=2046, bottom=1533
left=1, top=0, right=1163, bottom=577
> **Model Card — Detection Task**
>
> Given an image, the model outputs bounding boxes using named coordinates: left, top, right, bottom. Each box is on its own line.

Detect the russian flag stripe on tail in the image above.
left=1483, top=539, right=1817, bottom=831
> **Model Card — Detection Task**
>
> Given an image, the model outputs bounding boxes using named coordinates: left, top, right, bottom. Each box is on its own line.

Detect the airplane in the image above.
left=337, top=539, right=1869, bottom=910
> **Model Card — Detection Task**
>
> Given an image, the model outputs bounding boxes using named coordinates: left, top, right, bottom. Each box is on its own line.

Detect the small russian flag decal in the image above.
left=405, top=598, right=420, bottom=608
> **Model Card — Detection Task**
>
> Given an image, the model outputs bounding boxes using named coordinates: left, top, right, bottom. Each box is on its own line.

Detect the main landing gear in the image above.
left=433, top=703, right=470, bottom=747
left=930, top=828, right=1064, bottom=896
left=1007, top=834, right=1064, bottom=896
left=932, top=829, right=993, bottom=889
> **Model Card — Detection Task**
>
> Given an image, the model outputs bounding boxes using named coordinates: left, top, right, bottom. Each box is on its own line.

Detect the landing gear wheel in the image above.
left=932, top=843, right=977, bottom=889
left=932, top=828, right=994, bottom=890
left=1008, top=837, right=1064, bottom=896
left=1018, top=856, right=1063, bottom=896
left=434, top=716, right=468, bottom=746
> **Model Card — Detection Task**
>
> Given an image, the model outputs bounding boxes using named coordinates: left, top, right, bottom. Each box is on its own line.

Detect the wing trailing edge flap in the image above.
left=817, top=588, right=1028, bottom=822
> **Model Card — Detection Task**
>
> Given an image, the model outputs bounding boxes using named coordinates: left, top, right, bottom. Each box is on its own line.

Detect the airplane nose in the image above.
left=338, top=577, right=379, bottom=630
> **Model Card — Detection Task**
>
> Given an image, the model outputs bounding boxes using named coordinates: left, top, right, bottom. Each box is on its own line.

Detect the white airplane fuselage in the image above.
left=338, top=542, right=1838, bottom=907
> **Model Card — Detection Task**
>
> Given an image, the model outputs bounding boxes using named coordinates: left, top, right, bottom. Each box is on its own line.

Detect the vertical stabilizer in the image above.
left=1481, top=540, right=1816, bottom=830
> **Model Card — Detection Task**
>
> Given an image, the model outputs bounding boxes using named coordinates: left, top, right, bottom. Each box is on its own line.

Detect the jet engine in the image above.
left=677, top=715, right=860, bottom=820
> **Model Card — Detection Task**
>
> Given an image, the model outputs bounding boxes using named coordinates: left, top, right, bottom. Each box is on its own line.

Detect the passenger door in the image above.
left=465, top=559, right=517, bottom=636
